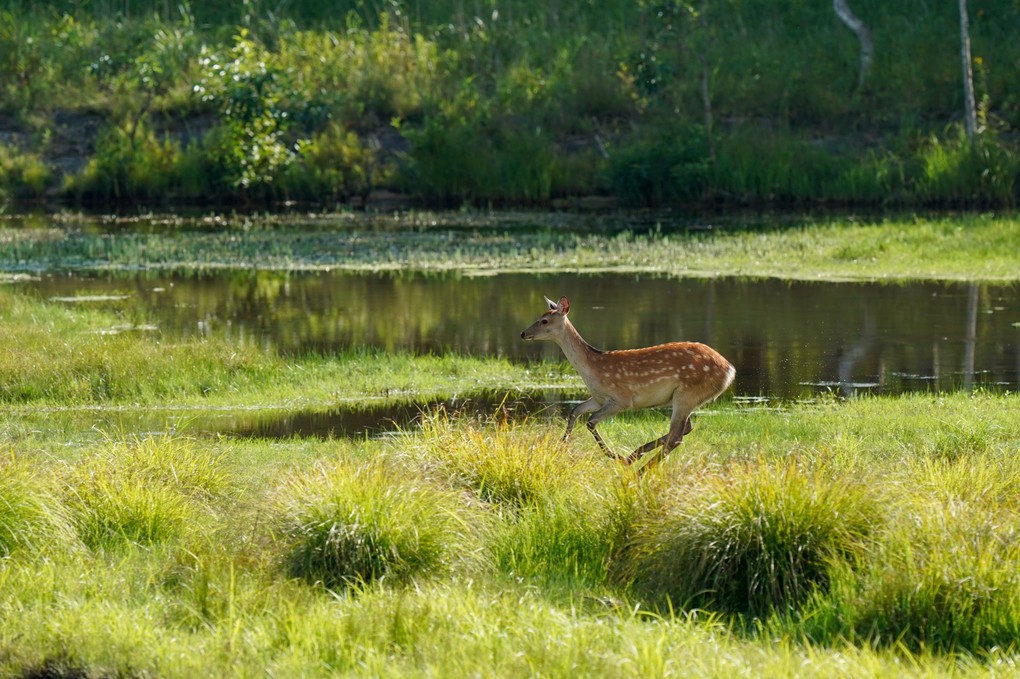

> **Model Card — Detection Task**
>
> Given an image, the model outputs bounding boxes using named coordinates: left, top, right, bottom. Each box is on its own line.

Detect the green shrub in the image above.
left=70, top=122, right=177, bottom=201
left=402, top=105, right=555, bottom=205
left=194, top=31, right=295, bottom=195
left=0, top=143, right=51, bottom=199
left=605, top=124, right=709, bottom=206
left=277, top=461, right=463, bottom=589
left=282, top=123, right=375, bottom=202
left=617, top=459, right=877, bottom=617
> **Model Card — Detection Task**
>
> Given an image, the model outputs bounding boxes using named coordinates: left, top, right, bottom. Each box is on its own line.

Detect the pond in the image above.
left=15, top=269, right=1020, bottom=403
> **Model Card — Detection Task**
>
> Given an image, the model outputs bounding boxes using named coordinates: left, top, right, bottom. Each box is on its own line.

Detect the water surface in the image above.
left=15, top=270, right=1019, bottom=399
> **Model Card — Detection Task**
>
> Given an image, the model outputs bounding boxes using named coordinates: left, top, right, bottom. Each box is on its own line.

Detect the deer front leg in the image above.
left=585, top=400, right=628, bottom=460
left=564, top=398, right=601, bottom=440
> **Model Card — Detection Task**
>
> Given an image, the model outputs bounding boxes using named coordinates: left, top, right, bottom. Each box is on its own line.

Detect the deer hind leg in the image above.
left=637, top=414, right=691, bottom=474
left=626, top=415, right=693, bottom=465
left=636, top=390, right=700, bottom=474
left=625, top=434, right=667, bottom=465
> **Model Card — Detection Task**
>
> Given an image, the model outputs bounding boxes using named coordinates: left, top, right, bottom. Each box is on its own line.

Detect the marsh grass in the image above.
left=2, top=393, right=1020, bottom=674
left=275, top=458, right=468, bottom=589
left=4, top=213, right=1018, bottom=283
left=618, top=457, right=878, bottom=617
left=60, top=435, right=232, bottom=549
left=807, top=499, right=1020, bottom=652
left=0, top=456, right=75, bottom=557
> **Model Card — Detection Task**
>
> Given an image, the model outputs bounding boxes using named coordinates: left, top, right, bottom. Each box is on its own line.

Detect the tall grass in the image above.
left=617, top=458, right=878, bottom=617
left=2, top=392, right=1020, bottom=674
left=275, top=459, right=469, bottom=589
left=0, top=456, right=75, bottom=557
left=61, top=435, right=233, bottom=549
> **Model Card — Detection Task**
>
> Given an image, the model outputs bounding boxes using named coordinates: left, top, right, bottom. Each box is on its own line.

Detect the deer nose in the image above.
left=520, top=331, right=527, bottom=339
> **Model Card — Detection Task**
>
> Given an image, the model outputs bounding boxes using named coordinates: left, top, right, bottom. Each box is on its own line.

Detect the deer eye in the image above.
left=541, top=318, right=548, bottom=325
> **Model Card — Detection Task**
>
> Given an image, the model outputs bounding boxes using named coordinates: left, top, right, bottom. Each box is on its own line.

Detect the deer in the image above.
left=521, top=296, right=735, bottom=472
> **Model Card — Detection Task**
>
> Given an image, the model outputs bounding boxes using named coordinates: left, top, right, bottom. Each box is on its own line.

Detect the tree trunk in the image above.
left=832, top=0, right=873, bottom=89
left=959, top=0, right=977, bottom=140
left=699, top=51, right=716, bottom=165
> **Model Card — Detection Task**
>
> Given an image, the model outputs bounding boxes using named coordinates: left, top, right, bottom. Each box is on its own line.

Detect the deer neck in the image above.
left=555, top=318, right=602, bottom=373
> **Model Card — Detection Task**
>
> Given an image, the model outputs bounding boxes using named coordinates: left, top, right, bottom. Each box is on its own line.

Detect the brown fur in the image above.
left=521, top=296, right=735, bottom=472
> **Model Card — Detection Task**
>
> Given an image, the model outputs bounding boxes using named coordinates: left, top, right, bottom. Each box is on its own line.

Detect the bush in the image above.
left=0, top=143, right=50, bottom=200
left=277, top=460, right=463, bottom=589
left=70, top=122, right=177, bottom=201
left=617, top=459, right=877, bottom=617
left=604, top=124, right=709, bottom=206
left=401, top=105, right=556, bottom=205
left=282, top=123, right=375, bottom=202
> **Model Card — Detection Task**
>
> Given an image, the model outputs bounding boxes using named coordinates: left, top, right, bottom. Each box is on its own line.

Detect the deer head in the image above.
left=521, top=296, right=570, bottom=341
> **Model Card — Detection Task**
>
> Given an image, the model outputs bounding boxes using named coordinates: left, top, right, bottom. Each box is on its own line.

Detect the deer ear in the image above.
left=558, top=297, right=569, bottom=315
left=544, top=296, right=557, bottom=311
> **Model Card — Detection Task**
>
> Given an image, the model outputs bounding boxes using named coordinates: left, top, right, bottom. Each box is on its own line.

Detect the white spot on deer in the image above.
left=703, top=365, right=710, bottom=372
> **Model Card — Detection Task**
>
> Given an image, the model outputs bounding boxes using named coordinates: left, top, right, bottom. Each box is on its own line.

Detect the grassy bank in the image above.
left=0, top=285, right=576, bottom=408
left=1, top=2, right=1018, bottom=207
left=3, top=212, right=1019, bottom=282
left=2, top=392, right=1020, bottom=676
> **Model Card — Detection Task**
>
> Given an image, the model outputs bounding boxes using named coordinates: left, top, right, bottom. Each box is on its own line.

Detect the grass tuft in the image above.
left=0, top=456, right=75, bottom=557
left=276, top=459, right=465, bottom=589
left=61, top=436, right=231, bottom=550
left=808, top=498, right=1020, bottom=652
left=415, top=410, right=603, bottom=509
left=618, top=458, right=878, bottom=617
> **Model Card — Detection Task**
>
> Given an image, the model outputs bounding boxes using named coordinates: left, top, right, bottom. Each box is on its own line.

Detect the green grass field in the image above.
left=3, top=393, right=1020, bottom=676
left=2, top=212, right=1020, bottom=676
left=3, top=212, right=1020, bottom=282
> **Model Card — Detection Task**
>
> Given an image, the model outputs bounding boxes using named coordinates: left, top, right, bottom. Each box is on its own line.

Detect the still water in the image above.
left=15, top=269, right=1020, bottom=400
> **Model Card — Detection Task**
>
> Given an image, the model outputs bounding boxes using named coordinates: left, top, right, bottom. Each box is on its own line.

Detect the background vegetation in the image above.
left=0, top=0, right=1017, bottom=208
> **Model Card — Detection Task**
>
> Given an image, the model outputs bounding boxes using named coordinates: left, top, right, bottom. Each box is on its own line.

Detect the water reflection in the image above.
left=15, top=270, right=1020, bottom=398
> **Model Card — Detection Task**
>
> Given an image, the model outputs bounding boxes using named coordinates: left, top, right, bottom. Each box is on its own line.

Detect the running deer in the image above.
left=521, top=296, right=735, bottom=471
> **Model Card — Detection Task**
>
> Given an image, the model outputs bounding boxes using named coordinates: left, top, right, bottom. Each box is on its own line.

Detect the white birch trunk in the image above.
left=833, top=0, right=873, bottom=89
left=959, top=0, right=977, bottom=139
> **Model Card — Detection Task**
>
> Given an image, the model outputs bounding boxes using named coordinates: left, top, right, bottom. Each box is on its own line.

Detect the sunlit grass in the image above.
left=0, top=286, right=578, bottom=408
left=275, top=458, right=470, bottom=589
left=1, top=392, right=1020, bottom=675
left=3, top=212, right=1018, bottom=282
